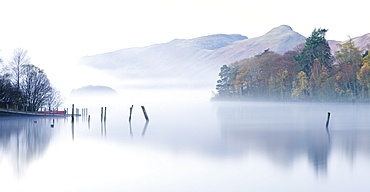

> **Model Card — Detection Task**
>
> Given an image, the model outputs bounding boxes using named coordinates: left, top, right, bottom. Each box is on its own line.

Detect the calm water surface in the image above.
left=1, top=89, right=370, bottom=192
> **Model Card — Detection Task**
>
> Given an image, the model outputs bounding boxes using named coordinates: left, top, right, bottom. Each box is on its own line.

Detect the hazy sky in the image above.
left=0, top=0, right=369, bottom=93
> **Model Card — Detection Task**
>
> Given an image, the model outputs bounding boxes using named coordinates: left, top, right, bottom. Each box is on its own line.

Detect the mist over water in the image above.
left=1, top=87, right=370, bottom=192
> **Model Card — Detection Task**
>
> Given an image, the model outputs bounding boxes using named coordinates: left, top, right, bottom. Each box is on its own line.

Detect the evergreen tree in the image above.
left=294, top=28, right=332, bottom=76
left=216, top=65, right=232, bottom=97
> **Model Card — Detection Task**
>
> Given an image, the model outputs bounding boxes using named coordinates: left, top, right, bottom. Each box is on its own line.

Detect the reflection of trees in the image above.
left=216, top=102, right=370, bottom=175
left=0, top=117, right=53, bottom=175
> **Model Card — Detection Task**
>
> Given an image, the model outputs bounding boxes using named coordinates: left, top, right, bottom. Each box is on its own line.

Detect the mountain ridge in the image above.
left=80, top=25, right=370, bottom=88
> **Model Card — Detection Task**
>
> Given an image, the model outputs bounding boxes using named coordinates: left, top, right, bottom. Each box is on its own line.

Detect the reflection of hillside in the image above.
left=216, top=102, right=370, bottom=175
left=0, top=117, right=54, bottom=175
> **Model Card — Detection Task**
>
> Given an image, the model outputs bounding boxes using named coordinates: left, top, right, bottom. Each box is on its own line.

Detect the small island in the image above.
left=70, top=85, right=119, bottom=97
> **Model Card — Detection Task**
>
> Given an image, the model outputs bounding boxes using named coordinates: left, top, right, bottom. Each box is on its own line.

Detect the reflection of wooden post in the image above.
left=326, top=112, right=331, bottom=128
left=142, top=121, right=149, bottom=136
left=88, top=115, right=91, bottom=129
left=129, top=105, right=133, bottom=122
left=141, top=106, right=149, bottom=121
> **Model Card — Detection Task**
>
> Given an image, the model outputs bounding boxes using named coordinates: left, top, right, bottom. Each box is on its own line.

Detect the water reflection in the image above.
left=128, top=121, right=149, bottom=137
left=142, top=121, right=149, bottom=136
left=101, top=120, right=106, bottom=137
left=0, top=117, right=55, bottom=175
left=216, top=101, right=370, bottom=175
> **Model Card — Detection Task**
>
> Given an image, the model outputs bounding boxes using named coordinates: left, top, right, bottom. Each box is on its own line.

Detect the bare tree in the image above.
left=21, top=64, right=53, bottom=111
left=9, top=48, right=30, bottom=91
left=47, top=89, right=64, bottom=110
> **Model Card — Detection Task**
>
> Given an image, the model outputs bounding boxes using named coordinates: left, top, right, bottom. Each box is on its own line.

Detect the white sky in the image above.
left=0, top=0, right=369, bottom=94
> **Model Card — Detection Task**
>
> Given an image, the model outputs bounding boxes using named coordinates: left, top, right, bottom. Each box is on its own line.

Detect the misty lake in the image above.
left=1, top=89, right=370, bottom=192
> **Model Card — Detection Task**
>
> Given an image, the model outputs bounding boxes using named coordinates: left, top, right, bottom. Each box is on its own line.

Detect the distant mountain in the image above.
left=202, top=25, right=306, bottom=68
left=80, top=25, right=370, bottom=88
left=80, top=34, right=247, bottom=81
left=70, top=85, right=118, bottom=97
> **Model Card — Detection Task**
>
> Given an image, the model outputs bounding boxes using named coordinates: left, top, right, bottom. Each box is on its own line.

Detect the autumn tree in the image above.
left=235, top=58, right=259, bottom=97
left=272, top=50, right=300, bottom=100
left=334, top=38, right=363, bottom=101
left=294, top=28, right=332, bottom=77
left=292, top=71, right=309, bottom=100
left=358, top=53, right=370, bottom=100
left=257, top=51, right=280, bottom=97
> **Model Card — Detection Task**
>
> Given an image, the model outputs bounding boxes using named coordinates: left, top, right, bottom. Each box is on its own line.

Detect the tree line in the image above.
left=0, top=48, right=62, bottom=111
left=215, top=28, right=370, bottom=102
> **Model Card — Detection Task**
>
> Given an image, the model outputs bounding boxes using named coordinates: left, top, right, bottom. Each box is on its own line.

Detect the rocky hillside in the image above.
left=201, top=25, right=306, bottom=68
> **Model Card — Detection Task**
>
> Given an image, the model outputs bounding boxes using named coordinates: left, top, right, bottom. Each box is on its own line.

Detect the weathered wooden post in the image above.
left=129, top=105, right=133, bottom=122
left=326, top=112, right=331, bottom=128
left=141, top=106, right=149, bottom=121
left=72, top=104, right=75, bottom=122
left=104, top=107, right=107, bottom=122
left=101, top=107, right=103, bottom=121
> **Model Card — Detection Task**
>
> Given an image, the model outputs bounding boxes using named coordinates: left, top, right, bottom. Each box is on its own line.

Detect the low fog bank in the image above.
left=48, top=58, right=218, bottom=109
left=64, top=86, right=215, bottom=110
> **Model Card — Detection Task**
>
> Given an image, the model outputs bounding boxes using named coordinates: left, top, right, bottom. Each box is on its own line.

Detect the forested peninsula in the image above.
left=0, top=48, right=62, bottom=111
left=215, top=29, right=370, bottom=102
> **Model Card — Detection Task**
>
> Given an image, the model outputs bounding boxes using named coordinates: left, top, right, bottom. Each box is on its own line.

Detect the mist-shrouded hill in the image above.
left=80, top=25, right=370, bottom=88
left=80, top=34, right=248, bottom=85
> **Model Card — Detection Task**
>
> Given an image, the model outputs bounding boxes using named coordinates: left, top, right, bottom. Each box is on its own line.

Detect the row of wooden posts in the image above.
left=69, top=104, right=149, bottom=123
left=129, top=105, right=149, bottom=122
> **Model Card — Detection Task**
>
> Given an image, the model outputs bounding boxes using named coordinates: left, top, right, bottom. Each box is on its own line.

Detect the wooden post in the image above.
left=72, top=104, right=75, bottom=122
left=104, top=107, right=107, bottom=122
left=101, top=107, right=103, bottom=121
left=326, top=112, right=331, bottom=128
left=129, top=105, right=133, bottom=122
left=141, top=106, right=149, bottom=121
